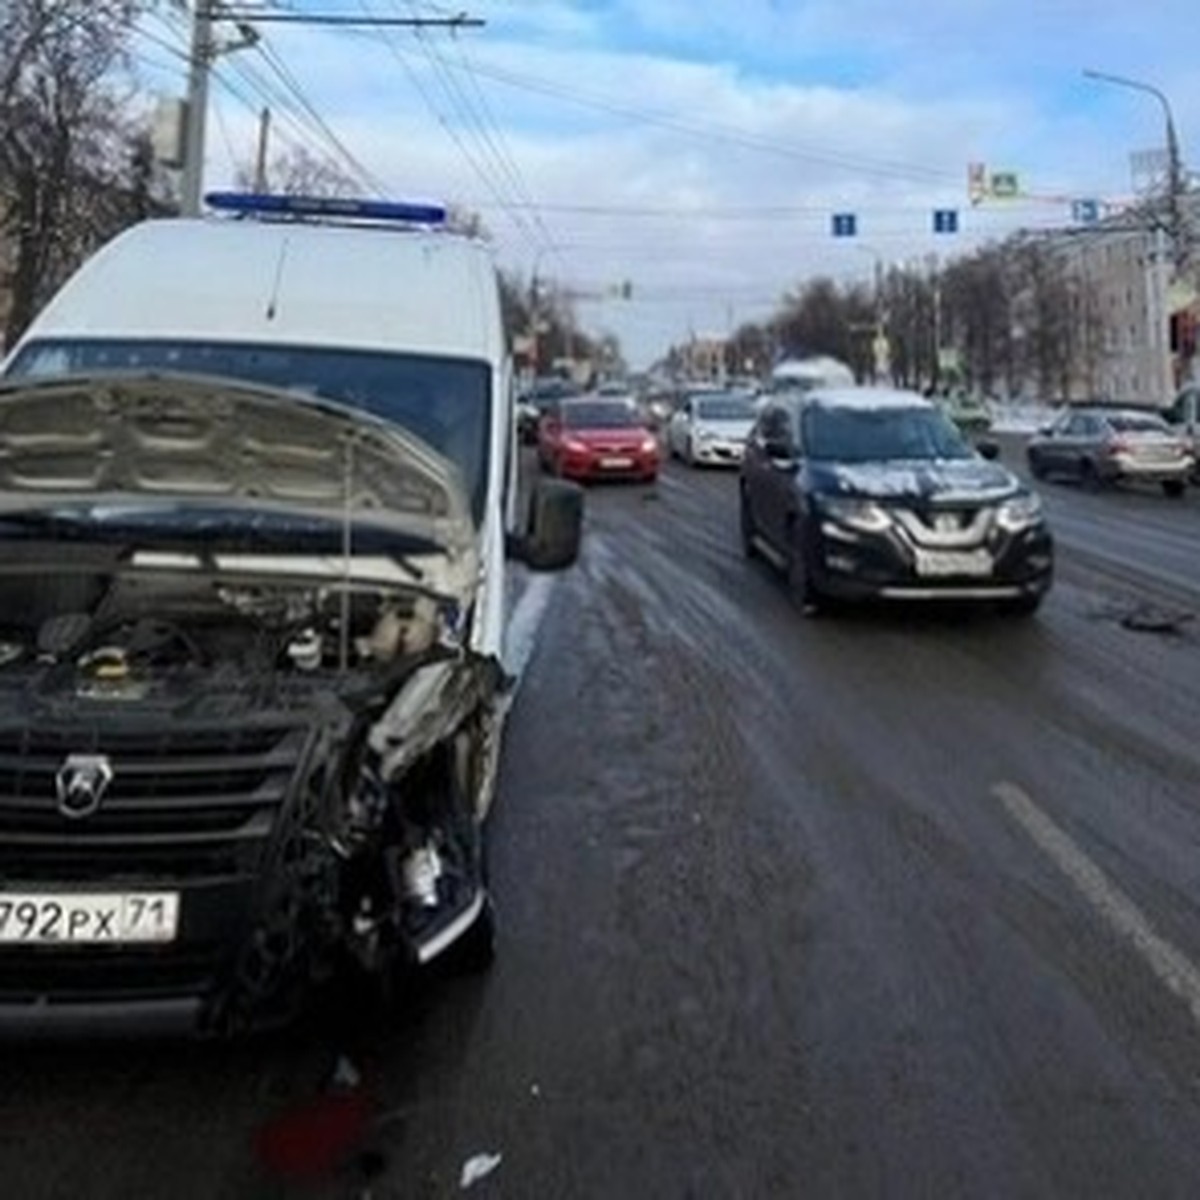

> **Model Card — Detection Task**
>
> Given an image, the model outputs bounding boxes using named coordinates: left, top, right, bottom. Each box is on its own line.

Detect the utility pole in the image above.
left=253, top=107, right=271, bottom=191
left=181, top=1, right=216, bottom=216
left=528, top=270, right=540, bottom=379
left=1083, top=68, right=1194, bottom=386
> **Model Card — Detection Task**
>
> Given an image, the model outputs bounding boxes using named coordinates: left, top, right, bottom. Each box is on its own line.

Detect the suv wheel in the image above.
left=1163, top=479, right=1186, bottom=499
left=739, top=487, right=759, bottom=559
left=786, top=522, right=827, bottom=616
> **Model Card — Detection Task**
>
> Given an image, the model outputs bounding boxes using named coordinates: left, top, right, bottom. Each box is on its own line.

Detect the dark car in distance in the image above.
left=738, top=388, right=1053, bottom=615
left=517, top=377, right=583, bottom=444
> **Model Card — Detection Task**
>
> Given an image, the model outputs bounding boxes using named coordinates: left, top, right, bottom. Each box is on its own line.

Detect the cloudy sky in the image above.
left=136, top=0, right=1200, bottom=367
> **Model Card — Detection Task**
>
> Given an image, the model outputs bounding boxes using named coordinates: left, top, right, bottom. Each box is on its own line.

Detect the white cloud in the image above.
left=192, top=0, right=1200, bottom=366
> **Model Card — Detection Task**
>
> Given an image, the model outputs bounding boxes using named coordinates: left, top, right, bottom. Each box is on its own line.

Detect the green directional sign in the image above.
left=989, top=171, right=1020, bottom=199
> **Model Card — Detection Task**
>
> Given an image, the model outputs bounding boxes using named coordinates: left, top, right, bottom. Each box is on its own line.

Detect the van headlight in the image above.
left=996, top=492, right=1043, bottom=532
left=819, top=497, right=892, bottom=532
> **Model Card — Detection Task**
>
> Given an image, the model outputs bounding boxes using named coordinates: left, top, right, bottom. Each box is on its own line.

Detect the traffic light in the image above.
left=1170, top=311, right=1197, bottom=357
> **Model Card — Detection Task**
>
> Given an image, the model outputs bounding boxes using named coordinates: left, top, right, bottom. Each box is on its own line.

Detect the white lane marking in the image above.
left=994, top=781, right=1200, bottom=1029
left=503, top=572, right=558, bottom=689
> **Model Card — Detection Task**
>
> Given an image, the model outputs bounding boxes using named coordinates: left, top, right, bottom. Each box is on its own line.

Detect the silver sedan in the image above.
left=1026, top=406, right=1193, bottom=497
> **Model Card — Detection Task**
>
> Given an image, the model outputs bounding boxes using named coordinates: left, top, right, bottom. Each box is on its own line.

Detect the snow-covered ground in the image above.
left=990, top=402, right=1058, bottom=435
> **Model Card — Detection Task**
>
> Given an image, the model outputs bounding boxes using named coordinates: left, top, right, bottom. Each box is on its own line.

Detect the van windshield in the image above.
left=6, top=338, right=492, bottom=522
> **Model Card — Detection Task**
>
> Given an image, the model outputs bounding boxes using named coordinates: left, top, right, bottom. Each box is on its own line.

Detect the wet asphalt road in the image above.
left=8, top=445, right=1200, bottom=1198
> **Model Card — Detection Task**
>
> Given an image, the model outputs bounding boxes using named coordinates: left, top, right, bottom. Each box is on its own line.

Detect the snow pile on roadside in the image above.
left=990, top=402, right=1059, bottom=435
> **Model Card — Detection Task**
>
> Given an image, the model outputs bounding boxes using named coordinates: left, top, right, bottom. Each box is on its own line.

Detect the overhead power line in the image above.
left=218, top=10, right=484, bottom=27
left=353, top=0, right=549, bottom=256
left=391, top=0, right=562, bottom=259
left=252, top=36, right=391, bottom=193
left=399, top=54, right=965, bottom=187
left=417, top=7, right=561, bottom=252
left=462, top=199, right=1074, bottom=220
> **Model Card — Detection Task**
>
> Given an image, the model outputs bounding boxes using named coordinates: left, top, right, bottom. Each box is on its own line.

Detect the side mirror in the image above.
left=976, top=439, right=1001, bottom=461
left=1036, top=424, right=1054, bottom=437
left=507, top=479, right=584, bottom=571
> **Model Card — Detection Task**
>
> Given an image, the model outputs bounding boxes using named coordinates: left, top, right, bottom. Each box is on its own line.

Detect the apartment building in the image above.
left=1056, top=195, right=1199, bottom=405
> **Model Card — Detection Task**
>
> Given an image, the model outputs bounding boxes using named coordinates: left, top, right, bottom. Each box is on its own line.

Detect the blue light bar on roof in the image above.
left=203, top=191, right=447, bottom=225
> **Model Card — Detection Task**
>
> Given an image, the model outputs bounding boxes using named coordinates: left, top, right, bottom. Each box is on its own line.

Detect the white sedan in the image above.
left=667, top=392, right=757, bottom=466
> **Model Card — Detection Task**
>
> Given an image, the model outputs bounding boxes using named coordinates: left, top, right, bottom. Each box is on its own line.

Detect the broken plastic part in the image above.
left=400, top=845, right=443, bottom=909
left=460, top=1153, right=502, bottom=1190
left=287, top=628, right=323, bottom=670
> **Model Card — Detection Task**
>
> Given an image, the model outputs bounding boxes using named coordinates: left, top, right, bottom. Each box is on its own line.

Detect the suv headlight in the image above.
left=996, top=492, right=1043, bottom=532
left=819, top=497, right=892, bottom=532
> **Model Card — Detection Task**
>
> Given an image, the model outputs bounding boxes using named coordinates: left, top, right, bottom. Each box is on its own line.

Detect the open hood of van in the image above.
left=0, top=372, right=478, bottom=587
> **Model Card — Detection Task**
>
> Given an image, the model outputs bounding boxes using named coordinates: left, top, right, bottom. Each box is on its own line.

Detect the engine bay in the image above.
left=0, top=562, right=451, bottom=692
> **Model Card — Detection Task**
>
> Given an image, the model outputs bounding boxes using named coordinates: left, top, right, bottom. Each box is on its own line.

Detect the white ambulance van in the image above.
left=0, top=193, right=581, bottom=1033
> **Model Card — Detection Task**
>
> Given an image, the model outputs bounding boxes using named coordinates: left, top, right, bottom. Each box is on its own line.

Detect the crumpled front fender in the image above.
left=367, top=654, right=508, bottom=784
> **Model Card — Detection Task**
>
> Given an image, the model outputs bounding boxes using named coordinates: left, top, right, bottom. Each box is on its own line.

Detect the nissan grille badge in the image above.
left=55, top=754, right=114, bottom=820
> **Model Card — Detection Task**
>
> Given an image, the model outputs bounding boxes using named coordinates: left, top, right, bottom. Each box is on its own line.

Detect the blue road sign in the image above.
left=933, top=209, right=959, bottom=234
left=832, top=213, right=857, bottom=238
left=1071, top=199, right=1100, bottom=225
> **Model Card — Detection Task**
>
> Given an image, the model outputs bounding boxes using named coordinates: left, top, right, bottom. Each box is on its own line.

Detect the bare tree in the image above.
left=0, top=0, right=171, bottom=345
left=773, top=277, right=875, bottom=380
left=234, top=144, right=358, bottom=199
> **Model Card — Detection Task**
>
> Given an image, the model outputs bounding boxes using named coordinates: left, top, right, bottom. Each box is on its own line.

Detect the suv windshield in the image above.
left=804, top=404, right=972, bottom=463
left=6, top=338, right=492, bottom=522
left=563, top=401, right=640, bottom=429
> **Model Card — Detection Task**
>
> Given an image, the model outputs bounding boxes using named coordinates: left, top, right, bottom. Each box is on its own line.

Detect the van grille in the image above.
left=0, top=721, right=311, bottom=883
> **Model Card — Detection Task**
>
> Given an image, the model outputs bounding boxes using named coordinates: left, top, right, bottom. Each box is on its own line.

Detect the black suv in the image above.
left=739, top=388, right=1053, bottom=614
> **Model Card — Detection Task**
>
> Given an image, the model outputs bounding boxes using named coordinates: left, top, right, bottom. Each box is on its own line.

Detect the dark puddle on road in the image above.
left=1087, top=599, right=1197, bottom=636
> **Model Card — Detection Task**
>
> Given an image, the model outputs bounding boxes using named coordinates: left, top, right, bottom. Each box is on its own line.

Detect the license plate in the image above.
left=599, top=456, right=634, bottom=469
left=914, top=549, right=993, bottom=578
left=0, top=892, right=180, bottom=945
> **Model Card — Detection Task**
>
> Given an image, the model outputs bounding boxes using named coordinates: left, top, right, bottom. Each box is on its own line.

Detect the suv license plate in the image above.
left=914, top=549, right=993, bottom=578
left=0, top=892, right=180, bottom=945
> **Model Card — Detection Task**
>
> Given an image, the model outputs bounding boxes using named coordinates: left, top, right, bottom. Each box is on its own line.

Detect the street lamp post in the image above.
left=853, top=244, right=889, bottom=383
left=1082, top=69, right=1188, bottom=273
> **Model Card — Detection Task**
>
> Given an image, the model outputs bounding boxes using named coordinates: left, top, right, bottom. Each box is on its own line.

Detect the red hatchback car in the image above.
left=538, top=397, right=660, bottom=483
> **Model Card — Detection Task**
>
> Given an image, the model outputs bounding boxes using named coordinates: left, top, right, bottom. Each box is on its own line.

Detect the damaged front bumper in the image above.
left=0, top=653, right=506, bottom=1038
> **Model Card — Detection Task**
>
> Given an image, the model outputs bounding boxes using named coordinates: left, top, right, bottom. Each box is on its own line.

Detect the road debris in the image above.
left=253, top=1054, right=373, bottom=1183
left=1119, top=604, right=1195, bottom=635
left=460, top=1152, right=503, bottom=1189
